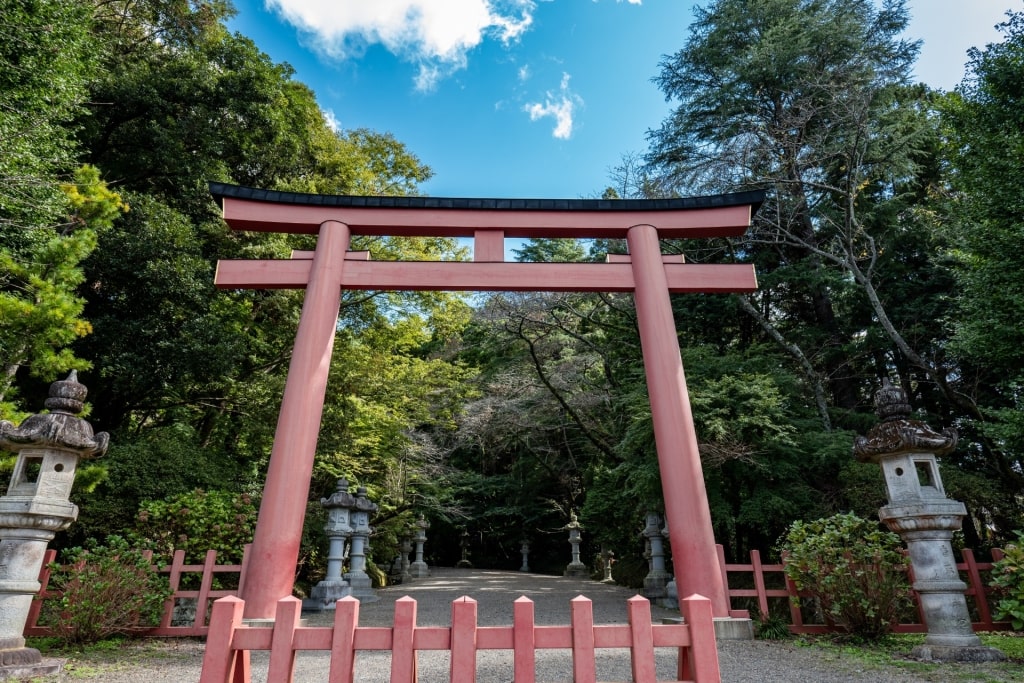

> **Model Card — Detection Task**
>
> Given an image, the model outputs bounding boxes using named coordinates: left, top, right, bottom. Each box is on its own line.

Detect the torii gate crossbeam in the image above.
left=209, top=182, right=764, bottom=623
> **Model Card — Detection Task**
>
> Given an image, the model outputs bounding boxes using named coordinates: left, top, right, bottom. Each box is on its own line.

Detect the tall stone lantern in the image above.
left=854, top=380, right=1003, bottom=662
left=562, top=511, right=588, bottom=578
left=343, top=486, right=378, bottom=602
left=642, top=512, right=670, bottom=598
left=305, top=478, right=356, bottom=611
left=409, top=514, right=430, bottom=578
left=0, top=371, right=108, bottom=676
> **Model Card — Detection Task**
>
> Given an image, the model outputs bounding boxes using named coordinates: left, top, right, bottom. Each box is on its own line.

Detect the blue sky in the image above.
left=228, top=0, right=1018, bottom=200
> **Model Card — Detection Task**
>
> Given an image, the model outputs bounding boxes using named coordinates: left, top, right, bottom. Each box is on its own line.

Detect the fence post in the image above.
left=513, top=597, right=536, bottom=683
left=450, top=597, right=478, bottom=683
left=780, top=552, right=803, bottom=631
left=266, top=597, right=301, bottom=683
left=626, top=596, right=656, bottom=683
left=750, top=550, right=769, bottom=618
left=25, top=549, right=56, bottom=633
left=390, top=596, right=418, bottom=683
left=961, top=548, right=994, bottom=628
left=328, top=596, right=359, bottom=683
left=715, top=545, right=730, bottom=609
left=570, top=596, right=597, bottom=683
left=196, top=549, right=219, bottom=629
left=158, top=550, right=187, bottom=630
left=680, top=594, right=720, bottom=683
left=199, top=596, right=249, bottom=683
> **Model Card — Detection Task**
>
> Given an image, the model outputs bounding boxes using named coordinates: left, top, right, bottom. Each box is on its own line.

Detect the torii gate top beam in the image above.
left=210, top=182, right=765, bottom=239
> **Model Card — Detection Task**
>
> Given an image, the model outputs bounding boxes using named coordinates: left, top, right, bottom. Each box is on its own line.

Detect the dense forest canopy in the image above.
left=1, top=0, right=1021, bottom=586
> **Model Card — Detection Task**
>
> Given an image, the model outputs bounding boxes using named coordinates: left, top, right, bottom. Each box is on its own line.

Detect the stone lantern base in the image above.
left=911, top=643, right=1006, bottom=663
left=643, top=571, right=670, bottom=599
left=302, top=578, right=352, bottom=612
left=563, top=562, right=588, bottom=579
left=0, top=643, right=63, bottom=680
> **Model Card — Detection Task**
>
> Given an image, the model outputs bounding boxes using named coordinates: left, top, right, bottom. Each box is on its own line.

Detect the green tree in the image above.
left=0, top=167, right=126, bottom=416
left=939, top=9, right=1024, bottom=530
left=647, top=0, right=946, bottom=421
left=0, top=0, right=96, bottom=235
left=512, top=237, right=588, bottom=263
left=13, top=1, right=479, bottom=569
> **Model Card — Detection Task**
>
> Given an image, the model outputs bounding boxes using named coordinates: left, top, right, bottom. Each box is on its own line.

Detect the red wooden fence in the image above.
left=26, top=545, right=251, bottom=637
left=24, top=542, right=1010, bottom=641
left=716, top=544, right=1012, bottom=633
left=199, top=593, right=721, bottom=683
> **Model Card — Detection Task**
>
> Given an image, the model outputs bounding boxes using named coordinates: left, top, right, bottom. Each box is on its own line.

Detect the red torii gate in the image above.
left=210, top=182, right=764, bottom=622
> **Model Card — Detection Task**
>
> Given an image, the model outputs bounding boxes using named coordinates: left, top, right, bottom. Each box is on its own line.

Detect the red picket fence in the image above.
left=26, top=545, right=251, bottom=637
left=199, top=593, right=721, bottom=683
left=716, top=544, right=1012, bottom=633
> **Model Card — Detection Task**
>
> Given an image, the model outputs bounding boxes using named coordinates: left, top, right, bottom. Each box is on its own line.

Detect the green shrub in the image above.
left=130, top=488, right=257, bottom=565
left=42, top=536, right=172, bottom=646
left=779, top=512, right=912, bottom=640
left=990, top=530, right=1024, bottom=629
left=752, top=606, right=792, bottom=640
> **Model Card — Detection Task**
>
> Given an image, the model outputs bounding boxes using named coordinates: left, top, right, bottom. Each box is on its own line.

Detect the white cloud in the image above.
left=266, top=0, right=536, bottom=91
left=518, top=64, right=531, bottom=82
left=523, top=73, right=581, bottom=140
left=322, top=109, right=341, bottom=133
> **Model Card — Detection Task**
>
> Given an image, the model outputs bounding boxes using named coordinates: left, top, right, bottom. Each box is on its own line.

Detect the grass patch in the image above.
left=794, top=632, right=1024, bottom=682
left=24, top=637, right=207, bottom=681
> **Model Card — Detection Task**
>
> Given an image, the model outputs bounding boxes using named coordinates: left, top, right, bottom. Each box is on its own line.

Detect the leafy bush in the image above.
left=990, top=530, right=1024, bottom=629
left=42, top=536, right=172, bottom=646
left=779, top=512, right=912, bottom=640
left=131, top=488, right=257, bottom=564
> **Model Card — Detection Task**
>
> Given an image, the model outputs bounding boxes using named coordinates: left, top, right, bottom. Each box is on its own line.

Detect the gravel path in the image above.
left=37, top=568, right=1020, bottom=682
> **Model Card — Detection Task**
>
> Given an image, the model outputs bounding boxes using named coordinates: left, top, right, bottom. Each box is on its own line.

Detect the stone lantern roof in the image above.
left=853, top=379, right=956, bottom=462
left=0, top=371, right=108, bottom=457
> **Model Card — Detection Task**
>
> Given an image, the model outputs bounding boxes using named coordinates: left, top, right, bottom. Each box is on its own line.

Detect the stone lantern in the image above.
left=600, top=547, right=615, bottom=583
left=305, top=478, right=356, bottom=611
left=519, top=539, right=530, bottom=572
left=854, top=379, right=1004, bottom=662
left=642, top=512, right=670, bottom=598
left=399, top=534, right=413, bottom=582
left=562, top=511, right=588, bottom=578
left=409, top=514, right=430, bottom=578
left=0, top=371, right=108, bottom=677
left=343, top=486, right=378, bottom=603
left=456, top=529, right=473, bottom=568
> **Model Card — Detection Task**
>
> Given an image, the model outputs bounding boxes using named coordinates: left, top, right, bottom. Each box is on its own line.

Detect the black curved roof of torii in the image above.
left=209, top=182, right=766, bottom=214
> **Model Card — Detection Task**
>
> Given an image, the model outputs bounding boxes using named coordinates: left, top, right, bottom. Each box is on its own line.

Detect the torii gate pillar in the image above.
left=242, top=221, right=351, bottom=618
left=628, top=224, right=729, bottom=617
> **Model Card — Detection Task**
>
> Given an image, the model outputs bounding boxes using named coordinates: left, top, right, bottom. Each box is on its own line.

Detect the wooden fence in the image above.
left=716, top=544, right=1012, bottom=633
left=198, top=593, right=721, bottom=683
left=24, top=542, right=1011, bottom=640
left=26, top=545, right=251, bottom=637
